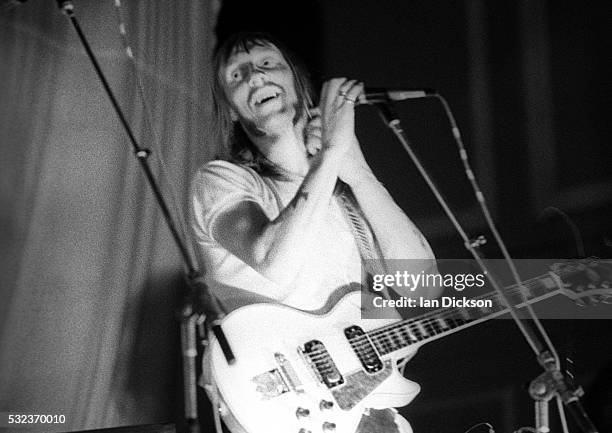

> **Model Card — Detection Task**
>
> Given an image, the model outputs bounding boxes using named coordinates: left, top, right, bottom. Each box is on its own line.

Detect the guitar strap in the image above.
left=337, top=182, right=391, bottom=299
left=338, top=183, right=411, bottom=433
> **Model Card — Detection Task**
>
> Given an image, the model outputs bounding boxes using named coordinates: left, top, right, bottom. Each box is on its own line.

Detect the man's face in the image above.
left=221, top=43, right=298, bottom=131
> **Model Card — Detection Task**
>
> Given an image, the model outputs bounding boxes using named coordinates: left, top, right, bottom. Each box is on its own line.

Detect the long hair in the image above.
left=211, top=32, right=316, bottom=176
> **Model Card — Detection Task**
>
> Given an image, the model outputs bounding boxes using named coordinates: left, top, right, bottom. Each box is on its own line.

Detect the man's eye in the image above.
left=231, top=71, right=241, bottom=81
left=261, top=59, right=273, bottom=67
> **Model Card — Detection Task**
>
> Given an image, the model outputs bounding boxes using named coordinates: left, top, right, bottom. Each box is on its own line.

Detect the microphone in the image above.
left=356, top=88, right=437, bottom=105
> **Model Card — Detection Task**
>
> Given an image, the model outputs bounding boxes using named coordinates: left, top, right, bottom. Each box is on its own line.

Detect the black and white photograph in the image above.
left=1, top=1, right=611, bottom=433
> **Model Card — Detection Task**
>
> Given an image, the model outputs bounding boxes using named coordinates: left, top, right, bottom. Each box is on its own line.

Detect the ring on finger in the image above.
left=344, top=97, right=356, bottom=104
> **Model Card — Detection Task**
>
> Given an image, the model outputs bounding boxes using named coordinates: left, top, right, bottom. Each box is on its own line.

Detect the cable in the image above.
left=556, top=395, right=570, bottom=433
left=435, top=94, right=560, bottom=369
left=539, top=206, right=586, bottom=258
left=464, top=422, right=495, bottom=433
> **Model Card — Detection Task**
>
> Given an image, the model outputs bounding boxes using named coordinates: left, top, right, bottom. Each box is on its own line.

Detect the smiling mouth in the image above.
left=251, top=88, right=283, bottom=107
left=256, top=94, right=279, bottom=105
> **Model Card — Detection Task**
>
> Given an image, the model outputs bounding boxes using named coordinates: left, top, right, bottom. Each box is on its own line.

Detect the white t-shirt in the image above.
left=191, top=160, right=365, bottom=312
left=191, top=160, right=414, bottom=433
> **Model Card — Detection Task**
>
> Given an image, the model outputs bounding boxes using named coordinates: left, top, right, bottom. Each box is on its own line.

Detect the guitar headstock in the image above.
left=551, top=258, right=612, bottom=306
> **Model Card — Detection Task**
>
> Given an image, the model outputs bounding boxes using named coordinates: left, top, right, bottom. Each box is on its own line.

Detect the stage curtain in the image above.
left=0, top=0, right=219, bottom=430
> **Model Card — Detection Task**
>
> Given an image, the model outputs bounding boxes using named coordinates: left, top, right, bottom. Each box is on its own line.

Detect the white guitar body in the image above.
left=209, top=259, right=612, bottom=433
left=210, top=292, right=419, bottom=433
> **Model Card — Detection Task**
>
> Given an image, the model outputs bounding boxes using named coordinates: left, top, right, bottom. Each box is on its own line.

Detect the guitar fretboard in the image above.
left=362, top=272, right=562, bottom=357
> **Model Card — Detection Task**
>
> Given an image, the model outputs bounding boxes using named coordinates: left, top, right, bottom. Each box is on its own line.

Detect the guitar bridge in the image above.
left=252, top=369, right=289, bottom=399
left=252, top=352, right=304, bottom=400
left=275, top=352, right=304, bottom=393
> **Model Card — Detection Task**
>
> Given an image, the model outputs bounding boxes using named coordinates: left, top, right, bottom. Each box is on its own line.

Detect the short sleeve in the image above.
left=191, top=160, right=270, bottom=242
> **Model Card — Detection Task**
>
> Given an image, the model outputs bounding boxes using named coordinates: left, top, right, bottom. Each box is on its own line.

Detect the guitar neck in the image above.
left=367, top=271, right=564, bottom=357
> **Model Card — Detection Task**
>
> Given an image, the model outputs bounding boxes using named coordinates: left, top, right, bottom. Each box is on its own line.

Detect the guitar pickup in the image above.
left=302, top=340, right=344, bottom=389
left=344, top=326, right=383, bottom=374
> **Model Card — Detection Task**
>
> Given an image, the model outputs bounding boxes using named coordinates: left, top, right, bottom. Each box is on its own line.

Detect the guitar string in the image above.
left=302, top=271, right=573, bottom=360
left=310, top=282, right=606, bottom=362
left=307, top=308, right=484, bottom=362
left=305, top=283, right=525, bottom=360
left=311, top=262, right=607, bottom=360
left=307, top=311, right=494, bottom=361
left=298, top=263, right=599, bottom=360
left=305, top=309, right=464, bottom=360
left=363, top=269, right=563, bottom=341
left=306, top=312, right=464, bottom=362
left=363, top=294, right=547, bottom=355
left=322, top=273, right=597, bottom=361
left=367, top=273, right=609, bottom=354
left=306, top=277, right=545, bottom=360
left=310, top=263, right=604, bottom=361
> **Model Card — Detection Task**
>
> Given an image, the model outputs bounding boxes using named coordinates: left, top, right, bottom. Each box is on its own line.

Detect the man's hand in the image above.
left=305, top=78, right=376, bottom=187
left=319, top=78, right=363, bottom=155
left=304, top=107, right=323, bottom=156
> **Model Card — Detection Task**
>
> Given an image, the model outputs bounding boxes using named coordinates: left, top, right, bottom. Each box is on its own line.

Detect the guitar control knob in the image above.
left=319, top=400, right=334, bottom=411
left=295, top=407, right=311, bottom=419
left=322, top=422, right=336, bottom=431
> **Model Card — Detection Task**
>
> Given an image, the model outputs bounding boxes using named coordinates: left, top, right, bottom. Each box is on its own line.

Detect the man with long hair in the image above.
left=191, top=32, right=438, bottom=433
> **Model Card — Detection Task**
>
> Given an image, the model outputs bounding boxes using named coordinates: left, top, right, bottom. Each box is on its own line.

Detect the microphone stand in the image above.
left=373, top=101, right=598, bottom=433
left=55, top=2, right=235, bottom=432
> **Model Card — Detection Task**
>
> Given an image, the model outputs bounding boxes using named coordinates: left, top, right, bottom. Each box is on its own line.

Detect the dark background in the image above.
left=208, top=1, right=612, bottom=432
left=1, top=1, right=609, bottom=432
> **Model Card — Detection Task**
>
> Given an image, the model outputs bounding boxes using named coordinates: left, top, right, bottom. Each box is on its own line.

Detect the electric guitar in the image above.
left=209, top=259, right=612, bottom=433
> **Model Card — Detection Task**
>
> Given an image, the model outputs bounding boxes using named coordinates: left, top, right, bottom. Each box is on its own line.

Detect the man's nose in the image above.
left=247, top=65, right=266, bottom=87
